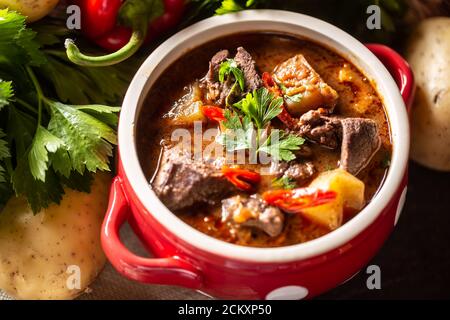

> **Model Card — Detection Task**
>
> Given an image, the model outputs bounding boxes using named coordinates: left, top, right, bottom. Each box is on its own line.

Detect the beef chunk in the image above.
left=283, top=162, right=315, bottom=184
left=234, top=47, right=262, bottom=92
left=297, top=109, right=381, bottom=175
left=340, top=118, right=381, bottom=175
left=221, top=195, right=284, bottom=237
left=201, top=47, right=262, bottom=106
left=202, top=50, right=233, bottom=105
left=273, top=54, right=339, bottom=116
left=205, top=49, right=229, bottom=83
left=152, top=145, right=235, bottom=211
left=298, top=109, right=342, bottom=149
left=270, top=161, right=315, bottom=186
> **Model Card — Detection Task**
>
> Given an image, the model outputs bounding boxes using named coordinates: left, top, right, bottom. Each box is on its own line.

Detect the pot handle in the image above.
left=101, top=176, right=203, bottom=289
left=366, top=44, right=415, bottom=110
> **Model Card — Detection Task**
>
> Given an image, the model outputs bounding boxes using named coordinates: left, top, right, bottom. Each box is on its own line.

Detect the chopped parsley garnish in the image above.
left=217, top=86, right=303, bottom=162
left=219, top=58, right=245, bottom=91
left=259, top=130, right=305, bottom=162
left=217, top=109, right=304, bottom=162
left=234, top=87, right=283, bottom=129
left=272, top=176, right=297, bottom=190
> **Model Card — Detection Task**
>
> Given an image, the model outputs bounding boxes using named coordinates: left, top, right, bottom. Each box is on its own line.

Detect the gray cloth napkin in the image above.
left=0, top=223, right=210, bottom=300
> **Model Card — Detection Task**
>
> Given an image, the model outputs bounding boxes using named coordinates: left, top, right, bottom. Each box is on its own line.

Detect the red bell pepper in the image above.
left=66, top=0, right=185, bottom=66
left=222, top=166, right=261, bottom=191
left=262, top=188, right=337, bottom=213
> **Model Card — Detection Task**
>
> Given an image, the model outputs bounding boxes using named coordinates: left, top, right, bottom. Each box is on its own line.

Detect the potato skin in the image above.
left=405, top=17, right=450, bottom=171
left=0, top=173, right=111, bottom=300
left=0, top=0, right=59, bottom=22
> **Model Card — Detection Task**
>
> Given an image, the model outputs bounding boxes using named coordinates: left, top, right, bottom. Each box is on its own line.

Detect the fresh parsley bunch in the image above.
left=0, top=9, right=132, bottom=212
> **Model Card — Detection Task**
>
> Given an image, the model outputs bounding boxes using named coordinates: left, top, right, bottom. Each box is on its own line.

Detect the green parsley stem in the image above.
left=14, top=98, right=38, bottom=115
left=65, top=30, right=144, bottom=67
left=25, top=66, right=44, bottom=126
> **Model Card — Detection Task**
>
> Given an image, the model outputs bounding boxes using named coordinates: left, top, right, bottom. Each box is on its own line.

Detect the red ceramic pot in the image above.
left=101, top=11, right=414, bottom=300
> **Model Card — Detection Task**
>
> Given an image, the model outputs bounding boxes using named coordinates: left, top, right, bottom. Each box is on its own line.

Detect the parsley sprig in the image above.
left=216, top=87, right=304, bottom=162
left=234, top=87, right=283, bottom=129
left=272, top=176, right=296, bottom=190
left=0, top=9, right=131, bottom=212
left=219, top=58, right=245, bottom=91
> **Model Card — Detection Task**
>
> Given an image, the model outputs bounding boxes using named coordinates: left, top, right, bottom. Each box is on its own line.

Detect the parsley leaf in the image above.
left=259, top=131, right=305, bottom=162
left=12, top=154, right=64, bottom=213
left=216, top=110, right=255, bottom=152
left=40, top=55, right=129, bottom=105
left=75, top=105, right=121, bottom=127
left=0, top=10, right=129, bottom=212
left=0, top=129, right=10, bottom=183
left=219, top=59, right=245, bottom=91
left=7, top=105, right=36, bottom=160
left=215, top=0, right=244, bottom=15
left=0, top=9, right=46, bottom=66
left=234, top=87, right=283, bottom=129
left=215, top=0, right=265, bottom=15
left=272, top=176, right=296, bottom=190
left=47, top=100, right=118, bottom=174
left=28, top=125, right=65, bottom=182
left=217, top=110, right=305, bottom=162
left=0, top=80, right=13, bottom=110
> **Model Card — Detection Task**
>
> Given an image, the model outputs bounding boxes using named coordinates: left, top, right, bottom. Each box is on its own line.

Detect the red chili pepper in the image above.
left=222, top=166, right=261, bottom=192
left=66, top=0, right=185, bottom=66
left=262, top=188, right=337, bottom=213
left=262, top=71, right=278, bottom=92
left=262, top=72, right=298, bottom=129
left=277, top=107, right=299, bottom=130
left=201, top=105, right=226, bottom=122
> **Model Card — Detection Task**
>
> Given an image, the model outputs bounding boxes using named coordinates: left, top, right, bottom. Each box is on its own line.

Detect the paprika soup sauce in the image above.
left=137, top=33, right=392, bottom=247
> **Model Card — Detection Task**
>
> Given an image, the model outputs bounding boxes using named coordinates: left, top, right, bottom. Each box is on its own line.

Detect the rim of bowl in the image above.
left=119, top=10, right=410, bottom=263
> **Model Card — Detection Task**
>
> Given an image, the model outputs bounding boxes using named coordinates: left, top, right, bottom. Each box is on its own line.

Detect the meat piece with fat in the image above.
left=270, top=161, right=316, bottom=186
left=339, top=118, right=381, bottom=175
left=221, top=195, right=284, bottom=237
left=298, top=109, right=342, bottom=149
left=152, top=145, right=235, bottom=211
left=234, top=47, right=263, bottom=92
left=201, top=47, right=262, bottom=106
left=297, top=110, right=381, bottom=175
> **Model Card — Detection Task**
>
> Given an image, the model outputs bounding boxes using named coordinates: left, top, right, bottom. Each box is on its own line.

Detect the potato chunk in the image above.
left=0, top=174, right=110, bottom=300
left=166, top=82, right=206, bottom=125
left=273, top=54, right=339, bottom=116
left=301, top=169, right=365, bottom=230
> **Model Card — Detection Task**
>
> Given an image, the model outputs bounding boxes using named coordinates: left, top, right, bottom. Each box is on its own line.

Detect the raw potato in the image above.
left=0, top=0, right=59, bottom=22
left=0, top=173, right=111, bottom=300
left=405, top=17, right=450, bottom=171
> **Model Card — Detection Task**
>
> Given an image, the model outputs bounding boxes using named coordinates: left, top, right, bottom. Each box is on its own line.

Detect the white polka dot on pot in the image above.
left=265, top=286, right=309, bottom=300
left=394, top=187, right=407, bottom=226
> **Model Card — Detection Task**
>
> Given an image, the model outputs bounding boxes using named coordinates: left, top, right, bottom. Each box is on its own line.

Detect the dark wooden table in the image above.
left=318, top=161, right=450, bottom=299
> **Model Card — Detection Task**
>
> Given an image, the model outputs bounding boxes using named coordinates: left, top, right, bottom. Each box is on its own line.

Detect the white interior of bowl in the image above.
left=119, top=10, right=409, bottom=263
